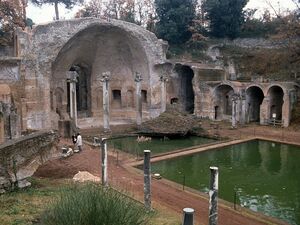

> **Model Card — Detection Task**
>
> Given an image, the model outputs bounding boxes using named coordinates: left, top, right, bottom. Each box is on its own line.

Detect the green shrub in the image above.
left=40, top=183, right=148, bottom=225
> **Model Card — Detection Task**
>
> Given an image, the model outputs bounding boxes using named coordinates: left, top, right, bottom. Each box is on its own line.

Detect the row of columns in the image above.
left=100, top=72, right=168, bottom=130
left=67, top=71, right=168, bottom=130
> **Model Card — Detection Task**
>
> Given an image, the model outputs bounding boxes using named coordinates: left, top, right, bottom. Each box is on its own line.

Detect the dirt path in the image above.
left=35, top=123, right=299, bottom=225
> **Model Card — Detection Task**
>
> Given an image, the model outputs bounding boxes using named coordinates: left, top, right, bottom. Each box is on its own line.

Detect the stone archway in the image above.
left=214, top=84, right=235, bottom=120
left=19, top=18, right=166, bottom=130
left=51, top=24, right=151, bottom=126
left=246, top=86, right=264, bottom=122
left=267, top=86, right=284, bottom=120
left=174, top=65, right=195, bottom=114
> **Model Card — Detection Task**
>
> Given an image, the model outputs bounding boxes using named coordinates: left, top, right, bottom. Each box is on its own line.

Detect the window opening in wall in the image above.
left=214, top=106, right=219, bottom=120
left=112, top=90, right=122, bottom=108
left=171, top=98, right=179, bottom=104
left=113, top=90, right=121, bottom=100
left=142, top=90, right=147, bottom=103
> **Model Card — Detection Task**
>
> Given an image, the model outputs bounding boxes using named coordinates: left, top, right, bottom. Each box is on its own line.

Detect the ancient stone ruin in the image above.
left=0, top=17, right=299, bottom=143
left=0, top=130, right=59, bottom=193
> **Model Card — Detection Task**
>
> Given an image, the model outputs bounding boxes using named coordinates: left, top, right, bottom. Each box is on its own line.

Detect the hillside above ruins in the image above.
left=167, top=38, right=300, bottom=83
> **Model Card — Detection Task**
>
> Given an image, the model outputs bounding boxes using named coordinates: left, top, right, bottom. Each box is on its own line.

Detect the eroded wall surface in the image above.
left=0, top=130, right=59, bottom=193
left=17, top=18, right=167, bottom=130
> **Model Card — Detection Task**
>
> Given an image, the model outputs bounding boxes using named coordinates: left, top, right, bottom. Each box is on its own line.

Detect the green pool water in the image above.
left=108, top=136, right=214, bottom=155
left=151, top=140, right=300, bottom=225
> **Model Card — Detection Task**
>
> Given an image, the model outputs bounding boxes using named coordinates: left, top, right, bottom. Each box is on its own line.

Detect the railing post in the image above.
left=101, top=138, right=108, bottom=187
left=209, top=166, right=219, bottom=225
left=182, top=208, right=194, bottom=225
left=144, top=150, right=151, bottom=210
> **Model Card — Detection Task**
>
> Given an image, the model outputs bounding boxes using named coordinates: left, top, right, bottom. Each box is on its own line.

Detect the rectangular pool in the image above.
left=108, top=136, right=215, bottom=155
left=151, top=139, right=300, bottom=225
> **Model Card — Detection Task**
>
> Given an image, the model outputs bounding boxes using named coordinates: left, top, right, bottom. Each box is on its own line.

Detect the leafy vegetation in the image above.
left=40, top=183, right=149, bottom=225
left=75, top=0, right=156, bottom=29
left=220, top=45, right=298, bottom=80
left=0, top=178, right=180, bottom=225
left=202, top=0, right=248, bottom=39
left=0, top=0, right=26, bottom=45
left=154, top=0, right=196, bottom=44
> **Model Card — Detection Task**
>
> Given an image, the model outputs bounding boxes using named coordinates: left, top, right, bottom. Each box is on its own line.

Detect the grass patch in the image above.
left=0, top=178, right=65, bottom=225
left=0, top=178, right=181, bottom=225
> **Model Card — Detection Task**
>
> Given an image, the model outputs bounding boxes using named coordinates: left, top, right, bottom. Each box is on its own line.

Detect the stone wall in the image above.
left=0, top=130, right=59, bottom=193
left=16, top=18, right=167, bottom=131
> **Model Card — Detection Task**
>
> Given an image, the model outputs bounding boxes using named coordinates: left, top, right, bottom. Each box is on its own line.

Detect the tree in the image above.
left=104, top=0, right=136, bottom=23
left=135, top=0, right=155, bottom=27
left=155, top=0, right=197, bottom=44
left=75, top=0, right=103, bottom=18
left=0, top=0, right=26, bottom=45
left=30, top=0, right=83, bottom=20
left=203, top=0, right=248, bottom=39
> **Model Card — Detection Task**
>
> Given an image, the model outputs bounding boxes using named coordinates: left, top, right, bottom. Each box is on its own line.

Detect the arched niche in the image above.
left=51, top=24, right=150, bottom=122
left=214, top=84, right=235, bottom=120
left=267, top=86, right=284, bottom=120
left=246, top=86, right=264, bottom=122
left=174, top=64, right=195, bottom=114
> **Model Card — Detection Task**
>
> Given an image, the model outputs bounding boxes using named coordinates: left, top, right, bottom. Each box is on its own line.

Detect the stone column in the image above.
left=160, top=74, right=168, bottom=113
left=240, top=94, right=246, bottom=125
left=282, top=91, right=290, bottom=127
left=67, top=71, right=78, bottom=127
left=209, top=166, right=219, bottom=225
left=260, top=97, right=269, bottom=125
left=144, top=149, right=151, bottom=210
left=231, top=94, right=238, bottom=128
left=101, top=138, right=108, bottom=187
left=135, top=72, right=143, bottom=126
left=101, top=72, right=111, bottom=131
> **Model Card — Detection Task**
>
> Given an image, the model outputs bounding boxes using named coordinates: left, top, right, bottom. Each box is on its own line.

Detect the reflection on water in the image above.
left=108, top=136, right=214, bottom=155
left=152, top=140, right=300, bottom=225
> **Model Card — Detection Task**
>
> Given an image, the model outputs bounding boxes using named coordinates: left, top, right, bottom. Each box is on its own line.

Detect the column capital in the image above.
left=66, top=71, right=78, bottom=83
left=101, top=71, right=111, bottom=82
left=159, top=74, right=168, bottom=82
left=135, top=72, right=143, bottom=82
left=231, top=93, right=240, bottom=102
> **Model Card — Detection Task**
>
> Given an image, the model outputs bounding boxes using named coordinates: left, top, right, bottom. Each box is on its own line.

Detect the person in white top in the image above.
left=76, top=132, right=83, bottom=152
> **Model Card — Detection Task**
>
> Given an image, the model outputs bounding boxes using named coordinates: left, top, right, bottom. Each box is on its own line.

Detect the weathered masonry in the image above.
left=0, top=18, right=298, bottom=143
left=169, top=62, right=299, bottom=128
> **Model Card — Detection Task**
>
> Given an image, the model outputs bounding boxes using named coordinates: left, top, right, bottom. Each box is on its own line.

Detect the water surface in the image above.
left=108, top=136, right=214, bottom=155
left=152, top=140, right=300, bottom=225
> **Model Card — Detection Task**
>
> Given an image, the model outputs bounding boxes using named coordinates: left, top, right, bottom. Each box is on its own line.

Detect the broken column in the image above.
left=67, top=71, right=78, bottom=126
left=144, top=149, right=151, bottom=210
left=135, top=72, right=143, bottom=126
left=209, top=166, right=219, bottom=225
left=101, top=138, right=108, bottom=187
left=160, top=74, right=168, bottom=113
left=101, top=72, right=111, bottom=131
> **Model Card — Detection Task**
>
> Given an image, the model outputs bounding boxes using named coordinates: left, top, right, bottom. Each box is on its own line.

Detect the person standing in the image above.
left=72, top=134, right=77, bottom=146
left=76, top=132, right=83, bottom=152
